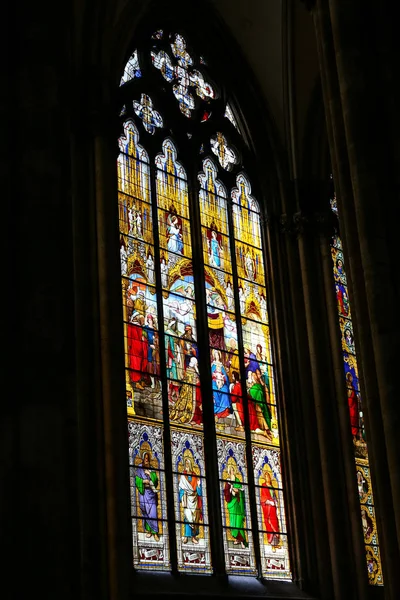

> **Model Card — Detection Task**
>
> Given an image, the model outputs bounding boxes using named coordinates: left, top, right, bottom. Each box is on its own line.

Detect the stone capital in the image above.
left=280, top=209, right=337, bottom=238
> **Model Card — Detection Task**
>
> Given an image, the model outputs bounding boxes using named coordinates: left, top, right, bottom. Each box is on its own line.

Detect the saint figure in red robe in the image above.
left=346, top=372, right=359, bottom=438
left=260, top=467, right=280, bottom=546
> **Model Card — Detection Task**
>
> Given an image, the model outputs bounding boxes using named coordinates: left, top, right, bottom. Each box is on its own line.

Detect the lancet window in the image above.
left=329, top=176, right=383, bottom=585
left=118, top=29, right=290, bottom=579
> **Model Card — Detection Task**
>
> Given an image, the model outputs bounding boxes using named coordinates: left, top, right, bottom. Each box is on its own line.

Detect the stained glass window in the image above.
left=118, top=30, right=290, bottom=579
left=329, top=178, right=383, bottom=585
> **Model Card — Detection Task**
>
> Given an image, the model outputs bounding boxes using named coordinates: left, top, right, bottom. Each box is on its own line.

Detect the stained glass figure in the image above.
left=118, top=121, right=157, bottom=419
left=198, top=159, right=230, bottom=273
left=224, top=103, right=240, bottom=132
left=171, top=430, right=211, bottom=570
left=129, top=423, right=170, bottom=569
left=330, top=185, right=383, bottom=585
left=120, top=49, right=142, bottom=86
left=253, top=446, right=291, bottom=580
left=151, top=33, right=215, bottom=118
left=218, top=439, right=256, bottom=574
left=210, top=132, right=238, bottom=171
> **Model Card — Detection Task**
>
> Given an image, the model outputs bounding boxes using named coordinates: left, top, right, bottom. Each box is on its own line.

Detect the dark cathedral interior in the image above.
left=3, top=1, right=399, bottom=599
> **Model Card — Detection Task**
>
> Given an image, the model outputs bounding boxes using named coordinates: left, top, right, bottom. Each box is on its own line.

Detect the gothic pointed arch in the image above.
left=116, top=15, right=293, bottom=582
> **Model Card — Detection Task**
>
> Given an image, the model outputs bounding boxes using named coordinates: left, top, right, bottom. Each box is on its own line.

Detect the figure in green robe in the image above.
left=224, top=462, right=248, bottom=549
left=248, top=369, right=272, bottom=438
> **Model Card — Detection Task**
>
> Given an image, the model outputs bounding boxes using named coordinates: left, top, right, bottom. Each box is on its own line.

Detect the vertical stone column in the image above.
left=5, top=3, right=81, bottom=599
left=277, top=212, right=335, bottom=598
left=92, top=111, right=133, bottom=600
left=328, top=0, right=400, bottom=548
left=292, top=200, right=358, bottom=599
left=71, top=120, right=109, bottom=600
left=309, top=0, right=400, bottom=595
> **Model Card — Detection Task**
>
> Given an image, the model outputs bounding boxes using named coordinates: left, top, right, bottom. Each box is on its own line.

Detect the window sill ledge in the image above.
left=131, top=572, right=316, bottom=599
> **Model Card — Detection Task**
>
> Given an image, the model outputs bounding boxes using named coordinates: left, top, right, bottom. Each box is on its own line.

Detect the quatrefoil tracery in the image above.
left=133, top=93, right=163, bottom=134
left=151, top=34, right=215, bottom=118
left=210, top=132, right=238, bottom=171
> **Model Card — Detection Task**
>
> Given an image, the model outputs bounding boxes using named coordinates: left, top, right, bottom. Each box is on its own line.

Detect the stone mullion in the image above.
left=71, top=117, right=111, bottom=600
left=312, top=2, right=400, bottom=595
left=279, top=213, right=334, bottom=598
left=264, top=220, right=311, bottom=590
left=329, top=0, right=400, bottom=550
left=294, top=208, right=358, bottom=599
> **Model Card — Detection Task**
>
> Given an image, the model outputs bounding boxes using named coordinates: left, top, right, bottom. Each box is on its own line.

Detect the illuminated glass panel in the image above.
left=253, top=447, right=290, bottom=578
left=118, top=120, right=169, bottom=568
left=198, top=159, right=290, bottom=578
left=199, top=161, right=256, bottom=572
left=129, top=422, right=170, bottom=569
left=231, top=173, right=290, bottom=578
left=218, top=438, right=256, bottom=574
left=120, top=49, right=142, bottom=86
left=155, top=139, right=211, bottom=572
left=330, top=185, right=383, bottom=585
left=171, top=430, right=210, bottom=570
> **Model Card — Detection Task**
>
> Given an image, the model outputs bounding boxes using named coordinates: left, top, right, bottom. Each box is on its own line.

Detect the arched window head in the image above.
left=118, top=27, right=290, bottom=580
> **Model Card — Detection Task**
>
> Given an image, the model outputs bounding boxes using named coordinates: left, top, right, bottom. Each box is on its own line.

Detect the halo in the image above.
left=261, top=461, right=274, bottom=483
left=182, top=449, right=194, bottom=469
left=224, top=457, right=240, bottom=482
left=140, top=441, right=152, bottom=460
left=226, top=457, right=237, bottom=471
left=181, top=449, right=202, bottom=475
left=262, top=461, right=273, bottom=475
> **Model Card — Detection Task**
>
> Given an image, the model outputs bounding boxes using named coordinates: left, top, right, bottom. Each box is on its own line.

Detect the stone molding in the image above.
left=300, top=0, right=316, bottom=11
